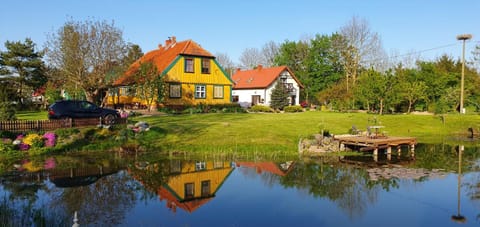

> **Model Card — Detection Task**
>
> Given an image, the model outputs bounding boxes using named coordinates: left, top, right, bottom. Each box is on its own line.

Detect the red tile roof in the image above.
left=236, top=161, right=295, bottom=176
left=231, top=65, right=303, bottom=89
left=158, top=187, right=213, bottom=213
left=114, top=37, right=214, bottom=86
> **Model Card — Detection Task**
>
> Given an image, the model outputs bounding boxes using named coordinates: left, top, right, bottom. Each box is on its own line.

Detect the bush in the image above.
left=161, top=103, right=245, bottom=114
left=283, top=105, right=303, bottom=113
left=250, top=105, right=274, bottom=112
left=0, top=102, right=16, bottom=120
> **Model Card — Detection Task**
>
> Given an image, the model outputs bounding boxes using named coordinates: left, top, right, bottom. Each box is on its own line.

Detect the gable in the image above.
left=114, top=37, right=215, bottom=86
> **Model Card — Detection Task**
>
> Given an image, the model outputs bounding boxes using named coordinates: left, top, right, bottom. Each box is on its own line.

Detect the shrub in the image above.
left=250, top=105, right=274, bottom=112
left=0, top=101, right=16, bottom=120
left=284, top=105, right=304, bottom=113
left=23, top=133, right=44, bottom=148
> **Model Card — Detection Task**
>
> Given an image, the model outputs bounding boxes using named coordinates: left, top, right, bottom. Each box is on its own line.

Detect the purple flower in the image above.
left=18, top=143, right=30, bottom=151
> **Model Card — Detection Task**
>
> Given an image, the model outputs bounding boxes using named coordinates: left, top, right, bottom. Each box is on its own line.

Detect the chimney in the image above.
left=165, top=38, right=172, bottom=47
left=165, top=36, right=177, bottom=48
left=236, top=68, right=241, bottom=73
left=257, top=64, right=263, bottom=70
left=158, top=44, right=163, bottom=50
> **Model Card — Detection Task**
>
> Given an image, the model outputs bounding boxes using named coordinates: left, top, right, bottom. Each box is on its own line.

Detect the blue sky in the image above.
left=0, top=0, right=478, bottom=65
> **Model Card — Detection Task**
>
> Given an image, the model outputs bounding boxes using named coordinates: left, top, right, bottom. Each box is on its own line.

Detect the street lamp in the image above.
left=456, top=34, right=472, bottom=114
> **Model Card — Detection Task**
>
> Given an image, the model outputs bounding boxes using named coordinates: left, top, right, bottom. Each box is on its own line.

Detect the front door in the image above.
left=251, top=95, right=261, bottom=106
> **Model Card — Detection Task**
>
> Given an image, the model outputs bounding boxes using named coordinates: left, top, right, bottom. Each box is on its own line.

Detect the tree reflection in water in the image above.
left=1, top=141, right=480, bottom=225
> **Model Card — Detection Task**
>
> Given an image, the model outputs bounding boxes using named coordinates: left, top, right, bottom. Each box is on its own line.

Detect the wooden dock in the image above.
left=334, top=135, right=417, bottom=158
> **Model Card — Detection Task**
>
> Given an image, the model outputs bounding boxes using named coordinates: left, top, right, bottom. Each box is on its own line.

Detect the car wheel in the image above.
left=103, top=114, right=117, bottom=125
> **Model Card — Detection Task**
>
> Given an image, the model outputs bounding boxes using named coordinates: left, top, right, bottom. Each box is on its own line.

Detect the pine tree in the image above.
left=270, top=81, right=289, bottom=110
left=0, top=38, right=46, bottom=108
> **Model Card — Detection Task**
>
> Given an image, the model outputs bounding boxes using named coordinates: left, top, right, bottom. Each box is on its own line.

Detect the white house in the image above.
left=231, top=65, right=303, bottom=108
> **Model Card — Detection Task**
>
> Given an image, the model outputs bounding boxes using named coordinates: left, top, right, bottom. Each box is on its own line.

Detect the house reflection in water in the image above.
left=235, top=161, right=295, bottom=176
left=132, top=160, right=234, bottom=213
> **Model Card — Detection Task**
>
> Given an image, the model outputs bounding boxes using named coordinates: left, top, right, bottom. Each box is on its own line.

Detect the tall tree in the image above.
left=215, top=52, right=236, bottom=76
left=261, top=41, right=279, bottom=67
left=132, top=61, right=164, bottom=111
left=239, top=47, right=265, bottom=69
left=472, top=44, right=480, bottom=72
left=45, top=19, right=127, bottom=104
left=355, top=69, right=393, bottom=114
left=275, top=40, right=310, bottom=100
left=304, top=34, right=344, bottom=104
left=338, top=16, right=384, bottom=89
left=0, top=38, right=46, bottom=107
left=123, top=43, right=143, bottom=67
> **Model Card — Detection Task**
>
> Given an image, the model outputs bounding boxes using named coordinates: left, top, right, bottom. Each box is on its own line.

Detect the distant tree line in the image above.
left=229, top=16, right=480, bottom=114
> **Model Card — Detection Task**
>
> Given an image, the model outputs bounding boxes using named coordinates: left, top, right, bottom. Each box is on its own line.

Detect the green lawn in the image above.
left=16, top=111, right=48, bottom=120
left=131, top=111, right=480, bottom=153
left=15, top=110, right=480, bottom=153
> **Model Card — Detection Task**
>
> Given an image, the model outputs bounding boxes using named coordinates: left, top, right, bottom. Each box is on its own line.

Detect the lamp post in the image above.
left=456, top=34, right=472, bottom=114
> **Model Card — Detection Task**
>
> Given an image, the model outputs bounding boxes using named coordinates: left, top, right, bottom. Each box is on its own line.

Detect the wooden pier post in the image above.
left=410, top=144, right=415, bottom=158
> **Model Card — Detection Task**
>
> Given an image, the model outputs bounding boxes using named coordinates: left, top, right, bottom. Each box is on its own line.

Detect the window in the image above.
left=195, top=161, right=206, bottom=171
left=195, top=85, right=206, bottom=99
left=170, top=159, right=182, bottom=174
left=185, top=58, right=194, bottom=73
left=213, top=85, right=223, bottom=98
left=201, top=58, right=210, bottom=74
left=169, top=84, right=181, bottom=98
left=213, top=161, right=224, bottom=169
left=184, top=183, right=194, bottom=199
left=120, top=86, right=136, bottom=96
left=201, top=180, right=211, bottom=197
left=232, top=95, right=239, bottom=102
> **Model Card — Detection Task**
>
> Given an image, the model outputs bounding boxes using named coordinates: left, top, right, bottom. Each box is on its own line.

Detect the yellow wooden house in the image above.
left=108, top=36, right=233, bottom=109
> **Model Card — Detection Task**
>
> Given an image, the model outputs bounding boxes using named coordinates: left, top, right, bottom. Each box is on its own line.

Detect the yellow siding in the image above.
left=163, top=56, right=231, bottom=106
left=166, top=161, right=232, bottom=200
left=107, top=56, right=233, bottom=107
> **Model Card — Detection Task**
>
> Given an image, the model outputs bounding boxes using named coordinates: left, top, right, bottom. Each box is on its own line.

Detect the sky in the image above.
left=0, top=0, right=479, bottom=65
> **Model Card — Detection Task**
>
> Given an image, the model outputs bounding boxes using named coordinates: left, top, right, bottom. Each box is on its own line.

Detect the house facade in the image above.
left=108, top=37, right=233, bottom=109
left=231, top=65, right=303, bottom=108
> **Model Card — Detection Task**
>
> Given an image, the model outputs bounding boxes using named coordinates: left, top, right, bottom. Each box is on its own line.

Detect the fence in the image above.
left=0, top=117, right=128, bottom=132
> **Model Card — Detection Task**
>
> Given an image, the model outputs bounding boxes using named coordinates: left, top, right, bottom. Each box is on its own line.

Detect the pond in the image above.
left=1, top=142, right=480, bottom=226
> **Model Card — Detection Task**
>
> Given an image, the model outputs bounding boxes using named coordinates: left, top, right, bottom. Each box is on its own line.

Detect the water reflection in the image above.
left=452, top=145, right=466, bottom=223
left=0, top=142, right=479, bottom=226
left=128, top=159, right=234, bottom=213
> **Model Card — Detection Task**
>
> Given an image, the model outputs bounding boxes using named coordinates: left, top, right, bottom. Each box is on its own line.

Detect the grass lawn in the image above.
left=15, top=110, right=480, bottom=154
left=16, top=111, right=48, bottom=120
left=130, top=111, right=480, bottom=153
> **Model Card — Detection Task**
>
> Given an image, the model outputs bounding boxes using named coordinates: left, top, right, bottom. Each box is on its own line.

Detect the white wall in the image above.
left=232, top=70, right=301, bottom=107
left=232, top=89, right=267, bottom=108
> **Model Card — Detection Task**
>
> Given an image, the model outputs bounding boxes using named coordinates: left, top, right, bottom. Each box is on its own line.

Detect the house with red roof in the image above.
left=108, top=36, right=233, bottom=109
left=231, top=65, right=303, bottom=108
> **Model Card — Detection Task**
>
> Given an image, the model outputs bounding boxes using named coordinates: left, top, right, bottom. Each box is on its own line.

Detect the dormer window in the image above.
left=185, top=57, right=194, bottom=73
left=201, top=58, right=210, bottom=74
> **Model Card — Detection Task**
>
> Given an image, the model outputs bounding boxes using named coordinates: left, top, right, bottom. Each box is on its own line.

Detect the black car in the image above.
left=48, top=100, right=120, bottom=124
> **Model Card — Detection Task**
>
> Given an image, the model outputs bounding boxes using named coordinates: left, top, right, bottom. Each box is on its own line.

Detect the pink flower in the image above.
left=44, top=157, right=56, bottom=169
left=43, top=132, right=56, bottom=147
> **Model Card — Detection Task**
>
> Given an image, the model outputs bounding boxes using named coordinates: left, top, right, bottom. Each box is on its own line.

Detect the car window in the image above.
left=80, top=101, right=97, bottom=111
